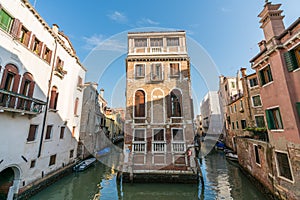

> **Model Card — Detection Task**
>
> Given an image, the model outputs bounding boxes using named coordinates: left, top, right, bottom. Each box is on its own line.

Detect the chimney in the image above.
left=240, top=68, right=247, bottom=77
left=258, top=2, right=285, bottom=42
left=258, top=40, right=266, bottom=51
left=52, top=24, right=59, bottom=35
left=100, top=88, right=104, bottom=98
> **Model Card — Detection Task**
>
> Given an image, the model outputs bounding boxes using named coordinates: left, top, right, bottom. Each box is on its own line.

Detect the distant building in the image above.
left=79, top=82, right=104, bottom=159
left=123, top=31, right=196, bottom=183
left=0, top=0, right=86, bottom=199
left=218, top=75, right=243, bottom=143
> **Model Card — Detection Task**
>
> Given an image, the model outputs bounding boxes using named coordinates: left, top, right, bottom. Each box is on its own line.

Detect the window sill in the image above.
left=135, top=76, right=145, bottom=79
left=26, top=140, right=37, bottom=144
left=270, top=129, right=284, bottom=132
left=277, top=175, right=294, bottom=184
left=49, top=109, right=58, bottom=113
left=74, top=114, right=80, bottom=117
left=292, top=68, right=300, bottom=73
left=44, top=139, right=53, bottom=142
left=262, top=81, right=274, bottom=88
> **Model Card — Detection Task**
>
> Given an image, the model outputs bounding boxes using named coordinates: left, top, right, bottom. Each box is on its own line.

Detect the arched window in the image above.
left=49, top=86, right=58, bottom=110
left=134, top=90, right=145, bottom=117
left=0, top=64, right=20, bottom=108
left=170, top=89, right=182, bottom=117
left=0, top=64, right=20, bottom=92
left=74, top=98, right=79, bottom=115
left=18, top=72, right=35, bottom=110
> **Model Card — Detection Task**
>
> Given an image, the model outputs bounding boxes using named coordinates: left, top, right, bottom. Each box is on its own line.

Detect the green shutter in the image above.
left=296, top=103, right=300, bottom=118
left=265, top=110, right=274, bottom=129
left=0, top=9, right=13, bottom=32
left=284, top=50, right=298, bottom=72
left=259, top=70, right=265, bottom=86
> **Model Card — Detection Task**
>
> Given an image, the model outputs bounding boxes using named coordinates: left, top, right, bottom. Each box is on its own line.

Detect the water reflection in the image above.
left=30, top=149, right=267, bottom=200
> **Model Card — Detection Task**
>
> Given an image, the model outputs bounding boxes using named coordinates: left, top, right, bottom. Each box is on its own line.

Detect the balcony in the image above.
left=152, top=142, right=166, bottom=153
left=0, top=89, right=46, bottom=116
left=133, top=141, right=146, bottom=153
left=172, top=142, right=185, bottom=152
left=244, top=127, right=269, bottom=142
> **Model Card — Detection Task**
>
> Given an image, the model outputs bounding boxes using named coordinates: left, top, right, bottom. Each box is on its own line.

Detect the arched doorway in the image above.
left=0, top=167, right=21, bottom=200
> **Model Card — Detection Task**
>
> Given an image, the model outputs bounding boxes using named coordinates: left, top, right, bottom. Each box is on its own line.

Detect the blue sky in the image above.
left=29, top=0, right=299, bottom=115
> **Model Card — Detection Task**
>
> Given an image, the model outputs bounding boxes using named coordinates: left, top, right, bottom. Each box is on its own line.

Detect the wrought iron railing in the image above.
left=0, top=89, right=46, bottom=114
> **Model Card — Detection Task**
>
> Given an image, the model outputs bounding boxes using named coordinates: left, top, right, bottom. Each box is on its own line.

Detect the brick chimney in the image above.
left=258, top=40, right=266, bottom=51
left=258, top=2, right=285, bottom=42
left=240, top=68, right=247, bottom=77
left=52, top=24, right=59, bottom=35
left=100, top=88, right=104, bottom=98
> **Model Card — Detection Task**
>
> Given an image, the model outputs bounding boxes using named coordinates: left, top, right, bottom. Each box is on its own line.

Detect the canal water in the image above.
left=30, top=149, right=267, bottom=200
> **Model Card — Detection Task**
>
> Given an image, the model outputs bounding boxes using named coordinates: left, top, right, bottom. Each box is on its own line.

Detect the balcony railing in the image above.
left=0, top=89, right=46, bottom=115
left=133, top=141, right=146, bottom=153
left=152, top=142, right=166, bottom=152
left=172, top=142, right=185, bottom=152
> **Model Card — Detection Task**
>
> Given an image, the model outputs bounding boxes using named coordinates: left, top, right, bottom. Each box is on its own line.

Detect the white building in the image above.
left=0, top=0, right=86, bottom=199
left=200, top=91, right=223, bottom=154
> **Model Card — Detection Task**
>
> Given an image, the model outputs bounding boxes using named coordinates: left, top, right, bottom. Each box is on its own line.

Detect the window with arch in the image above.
left=170, top=89, right=182, bottom=117
left=74, top=97, right=79, bottom=115
left=18, top=72, right=35, bottom=110
left=0, top=64, right=20, bottom=107
left=49, top=86, right=59, bottom=110
left=134, top=90, right=145, bottom=117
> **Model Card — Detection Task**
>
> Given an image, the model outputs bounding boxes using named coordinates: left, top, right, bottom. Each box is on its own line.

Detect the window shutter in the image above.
left=30, top=34, right=36, bottom=50
left=259, top=70, right=265, bottom=86
left=265, top=110, right=274, bottom=129
left=166, top=93, right=171, bottom=118
left=47, top=50, right=52, bottom=64
left=141, top=64, right=145, bottom=76
left=0, top=68, right=8, bottom=89
left=12, top=74, right=20, bottom=93
left=24, top=31, right=31, bottom=47
left=296, top=103, right=300, bottom=119
left=10, top=18, right=21, bottom=38
left=38, top=42, right=43, bottom=56
left=28, top=81, right=35, bottom=98
left=284, top=50, right=298, bottom=72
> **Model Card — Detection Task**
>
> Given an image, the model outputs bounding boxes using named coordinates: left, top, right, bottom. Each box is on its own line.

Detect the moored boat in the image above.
left=73, top=157, right=97, bottom=172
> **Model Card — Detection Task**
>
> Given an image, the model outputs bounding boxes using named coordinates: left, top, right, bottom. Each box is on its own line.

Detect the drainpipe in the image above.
left=37, top=37, right=58, bottom=158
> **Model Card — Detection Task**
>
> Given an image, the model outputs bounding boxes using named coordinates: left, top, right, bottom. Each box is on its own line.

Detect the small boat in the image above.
left=73, top=157, right=96, bottom=172
left=215, top=140, right=225, bottom=150
left=225, top=152, right=238, bottom=162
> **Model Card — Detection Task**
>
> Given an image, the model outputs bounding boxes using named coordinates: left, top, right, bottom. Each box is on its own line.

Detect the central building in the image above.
left=123, top=31, right=196, bottom=183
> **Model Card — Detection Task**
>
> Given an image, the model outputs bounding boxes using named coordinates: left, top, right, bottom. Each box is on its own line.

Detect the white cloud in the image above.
left=107, top=11, right=128, bottom=23
left=136, top=18, right=160, bottom=27
left=221, top=7, right=231, bottom=12
left=83, top=34, right=126, bottom=52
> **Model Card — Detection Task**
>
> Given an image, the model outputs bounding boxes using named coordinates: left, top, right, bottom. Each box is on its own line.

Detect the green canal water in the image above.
left=30, top=149, right=267, bottom=200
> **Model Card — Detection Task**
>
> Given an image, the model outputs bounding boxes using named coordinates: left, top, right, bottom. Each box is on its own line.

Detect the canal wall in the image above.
left=15, top=162, right=75, bottom=200
left=236, top=138, right=300, bottom=200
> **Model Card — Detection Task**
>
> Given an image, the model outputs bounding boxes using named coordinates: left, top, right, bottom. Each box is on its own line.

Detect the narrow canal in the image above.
left=30, top=149, right=267, bottom=200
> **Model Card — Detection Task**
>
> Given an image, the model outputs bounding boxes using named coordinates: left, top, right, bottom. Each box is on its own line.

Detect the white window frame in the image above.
left=133, top=89, right=147, bottom=119
left=253, top=144, right=261, bottom=167
left=275, top=150, right=294, bottom=183
left=134, top=63, right=146, bottom=78
left=152, top=128, right=166, bottom=153
left=150, top=62, right=164, bottom=81
left=132, top=128, right=146, bottom=153
left=251, top=95, right=262, bottom=107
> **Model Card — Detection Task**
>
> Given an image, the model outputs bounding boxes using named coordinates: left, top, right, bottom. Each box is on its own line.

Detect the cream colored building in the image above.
left=123, top=31, right=196, bottom=183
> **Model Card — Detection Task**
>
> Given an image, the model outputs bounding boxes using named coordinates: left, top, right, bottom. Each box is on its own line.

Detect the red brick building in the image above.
left=242, top=2, right=300, bottom=199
